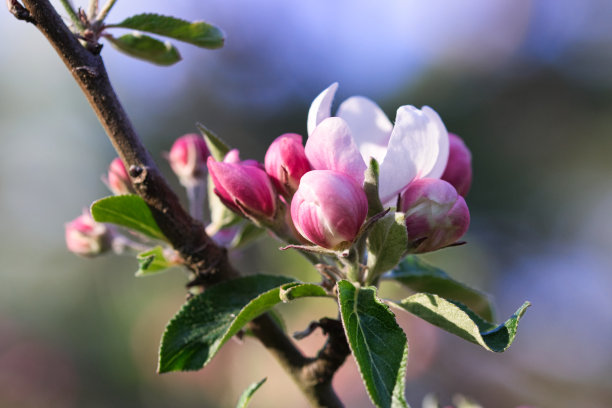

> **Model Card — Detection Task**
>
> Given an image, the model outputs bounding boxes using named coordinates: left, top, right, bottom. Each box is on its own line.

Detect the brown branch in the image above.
left=12, top=1, right=349, bottom=406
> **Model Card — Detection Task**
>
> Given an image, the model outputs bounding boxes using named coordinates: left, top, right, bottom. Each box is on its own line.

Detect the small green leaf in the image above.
left=279, top=282, right=329, bottom=303
left=91, top=195, right=167, bottom=241
left=366, top=212, right=408, bottom=283
left=106, top=34, right=181, bottom=66
left=231, top=223, right=266, bottom=249
left=338, top=281, right=409, bottom=408
left=136, top=246, right=176, bottom=277
left=197, top=122, right=230, bottom=161
left=385, top=256, right=495, bottom=321
left=236, top=378, right=267, bottom=408
left=109, top=13, right=224, bottom=49
left=364, top=158, right=384, bottom=217
left=392, top=294, right=529, bottom=352
left=158, top=275, right=296, bottom=373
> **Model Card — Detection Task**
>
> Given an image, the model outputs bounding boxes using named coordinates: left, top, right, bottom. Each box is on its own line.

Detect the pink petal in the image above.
left=305, top=117, right=367, bottom=186
left=307, top=83, right=338, bottom=136
left=337, top=96, right=393, bottom=163
left=379, top=106, right=449, bottom=204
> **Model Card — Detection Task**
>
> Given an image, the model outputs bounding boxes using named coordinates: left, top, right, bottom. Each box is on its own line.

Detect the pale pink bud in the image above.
left=291, top=170, right=368, bottom=250
left=441, top=133, right=472, bottom=197
left=65, top=211, right=113, bottom=257
left=207, top=156, right=277, bottom=219
left=168, top=134, right=210, bottom=186
left=400, top=178, right=470, bottom=253
left=106, top=158, right=135, bottom=195
left=265, top=133, right=312, bottom=196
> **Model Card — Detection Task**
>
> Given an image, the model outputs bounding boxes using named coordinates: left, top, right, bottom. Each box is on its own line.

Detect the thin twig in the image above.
left=13, top=1, right=349, bottom=406
left=96, top=0, right=116, bottom=21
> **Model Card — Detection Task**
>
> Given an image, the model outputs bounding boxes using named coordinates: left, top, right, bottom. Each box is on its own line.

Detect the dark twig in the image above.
left=12, top=1, right=349, bottom=406
left=7, top=0, right=35, bottom=23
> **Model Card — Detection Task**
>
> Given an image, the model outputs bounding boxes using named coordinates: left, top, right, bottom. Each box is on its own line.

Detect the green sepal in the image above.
left=106, top=33, right=181, bottom=66
left=197, top=122, right=230, bottom=161
left=366, top=212, right=408, bottom=283
left=236, top=378, right=267, bottom=408
left=109, top=13, right=224, bottom=49
left=364, top=158, right=384, bottom=217
left=391, top=294, right=529, bottom=352
left=91, top=195, right=167, bottom=241
left=338, top=281, right=409, bottom=408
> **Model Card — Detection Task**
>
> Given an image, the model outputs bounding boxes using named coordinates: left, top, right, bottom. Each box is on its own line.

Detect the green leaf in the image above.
left=158, top=275, right=296, bottom=373
left=197, top=122, right=230, bottom=161
left=236, top=378, right=267, bottom=408
left=392, top=293, right=529, bottom=352
left=366, top=212, right=408, bottom=283
left=364, top=158, right=384, bottom=217
left=231, top=223, right=266, bottom=249
left=279, top=282, right=329, bottom=303
left=385, top=256, right=495, bottom=321
left=91, top=195, right=167, bottom=241
left=109, top=13, right=224, bottom=49
left=338, top=281, right=409, bottom=408
left=106, top=33, right=181, bottom=66
left=136, top=246, right=176, bottom=277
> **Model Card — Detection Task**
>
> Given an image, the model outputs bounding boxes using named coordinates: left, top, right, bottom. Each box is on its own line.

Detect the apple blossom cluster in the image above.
left=206, top=83, right=471, bottom=255
left=65, top=83, right=472, bottom=283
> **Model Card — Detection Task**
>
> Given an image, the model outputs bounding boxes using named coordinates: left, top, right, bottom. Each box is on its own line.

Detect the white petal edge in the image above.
left=337, top=96, right=393, bottom=162
left=307, top=82, right=338, bottom=136
left=305, top=117, right=367, bottom=186
left=378, top=106, right=449, bottom=205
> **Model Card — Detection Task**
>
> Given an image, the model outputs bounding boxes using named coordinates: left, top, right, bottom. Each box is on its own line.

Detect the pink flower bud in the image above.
left=265, top=133, right=312, bottom=196
left=65, top=211, right=113, bottom=257
left=400, top=178, right=469, bottom=253
left=291, top=170, right=368, bottom=250
left=441, top=133, right=472, bottom=197
left=168, top=134, right=210, bottom=186
left=207, top=156, right=277, bottom=219
left=106, top=158, right=135, bottom=195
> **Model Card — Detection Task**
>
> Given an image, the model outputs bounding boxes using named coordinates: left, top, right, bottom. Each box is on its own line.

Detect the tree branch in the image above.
left=12, top=1, right=348, bottom=406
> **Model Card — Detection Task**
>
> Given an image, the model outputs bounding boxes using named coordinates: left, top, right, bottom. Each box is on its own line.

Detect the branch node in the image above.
left=7, top=0, right=35, bottom=24
left=73, top=65, right=99, bottom=78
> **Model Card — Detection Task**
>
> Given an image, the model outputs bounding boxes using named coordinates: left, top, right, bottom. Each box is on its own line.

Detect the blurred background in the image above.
left=1, top=0, right=612, bottom=407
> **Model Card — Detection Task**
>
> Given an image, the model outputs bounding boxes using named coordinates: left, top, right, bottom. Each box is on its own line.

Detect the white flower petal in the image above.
left=305, top=117, right=367, bottom=186
left=337, top=96, right=393, bottom=162
left=378, top=106, right=449, bottom=204
left=307, top=82, right=338, bottom=136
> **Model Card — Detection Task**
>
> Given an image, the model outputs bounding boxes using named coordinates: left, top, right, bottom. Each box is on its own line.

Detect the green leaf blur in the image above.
left=136, top=246, right=174, bottom=277
left=235, top=378, right=267, bottom=408
left=109, top=14, right=225, bottom=49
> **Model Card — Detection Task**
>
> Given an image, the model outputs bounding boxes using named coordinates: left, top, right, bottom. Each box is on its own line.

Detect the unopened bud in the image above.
left=291, top=170, right=368, bottom=250
left=400, top=178, right=469, bottom=253
left=207, top=156, right=277, bottom=220
left=106, top=158, right=135, bottom=195
left=168, top=134, right=210, bottom=187
left=265, top=133, right=311, bottom=196
left=65, top=211, right=113, bottom=257
left=441, top=133, right=472, bottom=197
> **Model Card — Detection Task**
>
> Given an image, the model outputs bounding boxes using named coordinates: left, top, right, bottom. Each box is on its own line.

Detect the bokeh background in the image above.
left=2, top=0, right=612, bottom=407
